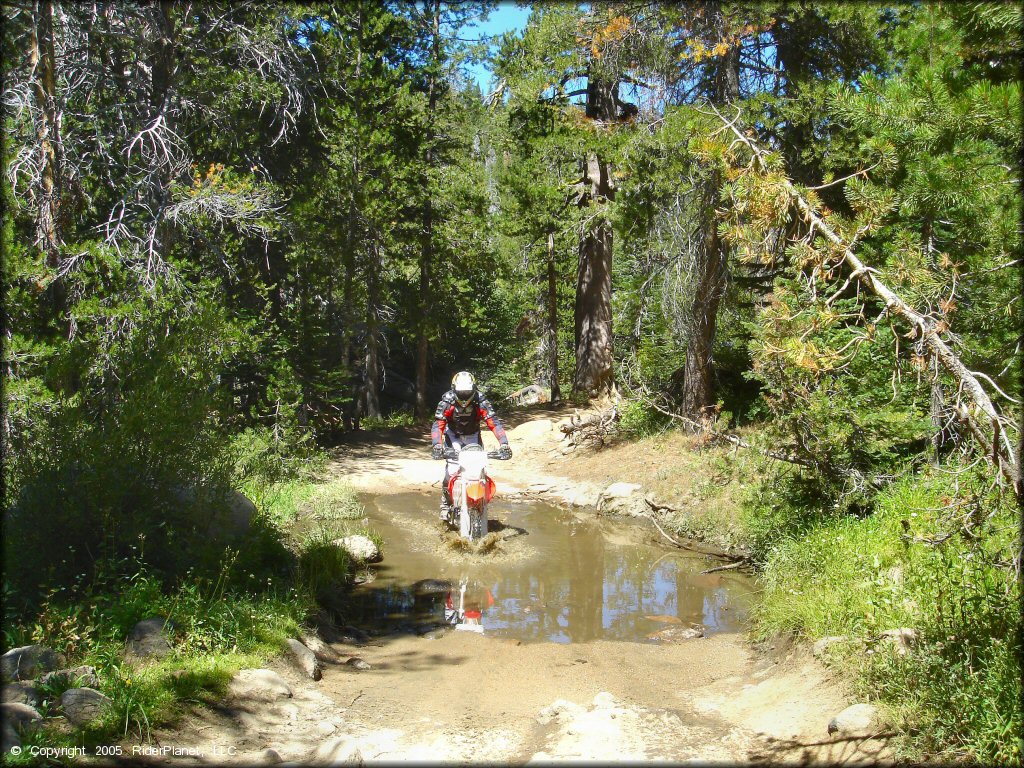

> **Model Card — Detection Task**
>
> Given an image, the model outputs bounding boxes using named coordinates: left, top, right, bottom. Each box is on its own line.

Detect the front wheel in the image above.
left=468, top=503, right=487, bottom=541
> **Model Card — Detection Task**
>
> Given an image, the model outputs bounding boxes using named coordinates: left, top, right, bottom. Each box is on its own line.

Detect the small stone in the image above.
left=827, top=703, right=880, bottom=738
left=228, top=669, right=293, bottom=701
left=40, top=665, right=100, bottom=689
left=285, top=639, right=322, bottom=681
left=646, top=626, right=704, bottom=642
left=126, top=617, right=174, bottom=659
left=301, top=632, right=341, bottom=664
left=345, top=657, right=371, bottom=671
left=878, top=628, right=918, bottom=656
left=1, top=682, right=42, bottom=707
left=262, top=748, right=283, bottom=764
left=812, top=636, right=849, bottom=658
left=333, top=535, right=381, bottom=563
left=1, top=645, right=64, bottom=682
left=310, top=736, right=363, bottom=766
left=61, top=688, right=112, bottom=727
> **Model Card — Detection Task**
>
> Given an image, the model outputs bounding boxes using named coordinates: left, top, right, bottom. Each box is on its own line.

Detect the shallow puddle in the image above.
left=346, top=492, right=755, bottom=644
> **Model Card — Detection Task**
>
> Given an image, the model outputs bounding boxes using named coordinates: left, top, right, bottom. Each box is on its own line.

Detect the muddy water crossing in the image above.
left=346, top=492, right=754, bottom=644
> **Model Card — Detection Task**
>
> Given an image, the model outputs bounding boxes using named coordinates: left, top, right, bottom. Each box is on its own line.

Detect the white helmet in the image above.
left=452, top=371, right=476, bottom=407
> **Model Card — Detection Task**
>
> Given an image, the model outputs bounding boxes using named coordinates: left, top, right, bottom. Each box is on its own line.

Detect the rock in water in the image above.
left=127, top=617, right=174, bottom=659
left=333, top=535, right=381, bottom=563
left=1, top=645, right=64, bottom=682
left=644, top=615, right=683, bottom=624
left=412, top=578, right=454, bottom=595
left=310, top=736, right=363, bottom=766
left=827, top=703, right=880, bottom=738
left=1, top=682, right=42, bottom=707
left=228, top=669, right=293, bottom=701
left=646, top=626, right=705, bottom=642
left=285, top=639, right=323, bottom=681
left=61, top=688, right=112, bottom=727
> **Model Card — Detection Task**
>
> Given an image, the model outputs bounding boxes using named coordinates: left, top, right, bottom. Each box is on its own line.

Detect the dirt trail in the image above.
left=145, top=408, right=894, bottom=765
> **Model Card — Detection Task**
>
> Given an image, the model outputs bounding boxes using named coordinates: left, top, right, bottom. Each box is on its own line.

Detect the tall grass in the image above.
left=751, top=464, right=1021, bottom=764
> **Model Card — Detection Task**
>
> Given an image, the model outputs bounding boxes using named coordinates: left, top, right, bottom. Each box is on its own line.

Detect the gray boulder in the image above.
left=228, top=669, right=293, bottom=701
left=1, top=702, right=42, bottom=730
left=2, top=722, right=20, bottom=754
left=1, top=682, right=42, bottom=707
left=173, top=486, right=257, bottom=541
left=61, top=688, right=112, bottom=727
left=285, top=638, right=323, bottom=681
left=40, top=665, right=100, bottom=689
left=127, top=617, right=174, bottom=659
left=827, top=703, right=880, bottom=738
left=333, top=535, right=381, bottom=563
left=300, top=632, right=341, bottom=664
left=1, top=644, right=64, bottom=682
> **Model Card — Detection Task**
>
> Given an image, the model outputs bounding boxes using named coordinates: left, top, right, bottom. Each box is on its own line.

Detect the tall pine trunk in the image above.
left=573, top=72, right=616, bottom=397
left=341, top=2, right=363, bottom=430
left=29, top=0, right=63, bottom=269
left=680, top=36, right=739, bottom=421
left=546, top=230, right=561, bottom=403
left=415, top=0, right=441, bottom=419
left=364, top=242, right=382, bottom=420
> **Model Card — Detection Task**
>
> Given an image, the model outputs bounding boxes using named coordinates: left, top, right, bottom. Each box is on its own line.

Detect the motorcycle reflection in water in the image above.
left=443, top=578, right=495, bottom=633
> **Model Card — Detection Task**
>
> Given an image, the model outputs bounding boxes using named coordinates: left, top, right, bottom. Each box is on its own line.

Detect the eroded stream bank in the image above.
left=347, top=492, right=754, bottom=644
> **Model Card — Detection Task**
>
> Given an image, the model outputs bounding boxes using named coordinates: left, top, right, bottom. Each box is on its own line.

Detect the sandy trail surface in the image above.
left=140, top=410, right=893, bottom=765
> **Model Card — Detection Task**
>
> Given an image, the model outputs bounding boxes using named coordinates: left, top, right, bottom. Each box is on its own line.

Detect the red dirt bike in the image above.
left=438, top=444, right=508, bottom=541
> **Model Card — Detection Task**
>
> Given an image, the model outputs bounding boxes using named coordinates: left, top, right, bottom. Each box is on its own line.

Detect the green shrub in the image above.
left=617, top=398, right=672, bottom=438
left=752, top=465, right=1021, bottom=763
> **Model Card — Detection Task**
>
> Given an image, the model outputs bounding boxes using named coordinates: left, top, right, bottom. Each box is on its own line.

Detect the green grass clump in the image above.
left=303, top=481, right=366, bottom=522
left=751, top=464, right=1021, bottom=764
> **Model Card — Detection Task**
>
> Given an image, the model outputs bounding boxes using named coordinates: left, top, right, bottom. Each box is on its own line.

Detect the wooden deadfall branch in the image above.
left=710, top=106, right=1022, bottom=501
left=559, top=406, right=619, bottom=448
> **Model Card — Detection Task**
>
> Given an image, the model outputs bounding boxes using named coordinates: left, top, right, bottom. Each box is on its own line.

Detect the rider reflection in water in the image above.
left=430, top=371, right=512, bottom=522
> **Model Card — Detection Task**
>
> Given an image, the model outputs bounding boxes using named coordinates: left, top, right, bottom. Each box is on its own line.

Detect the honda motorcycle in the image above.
left=438, top=444, right=508, bottom=542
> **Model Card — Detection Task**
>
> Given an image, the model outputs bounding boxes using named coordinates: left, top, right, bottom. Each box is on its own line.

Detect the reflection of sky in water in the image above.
left=350, top=494, right=753, bottom=644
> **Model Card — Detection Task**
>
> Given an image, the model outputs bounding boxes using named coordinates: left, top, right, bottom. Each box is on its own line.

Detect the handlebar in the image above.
left=433, top=448, right=510, bottom=460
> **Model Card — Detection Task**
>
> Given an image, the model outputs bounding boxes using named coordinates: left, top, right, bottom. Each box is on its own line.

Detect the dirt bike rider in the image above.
left=431, top=371, right=512, bottom=521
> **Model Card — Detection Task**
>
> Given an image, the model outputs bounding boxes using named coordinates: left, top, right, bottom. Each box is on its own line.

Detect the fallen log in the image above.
left=709, top=105, right=1021, bottom=500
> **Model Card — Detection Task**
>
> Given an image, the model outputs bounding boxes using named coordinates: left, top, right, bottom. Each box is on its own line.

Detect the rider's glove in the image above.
left=500, top=443, right=512, bottom=460
left=431, top=443, right=444, bottom=460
